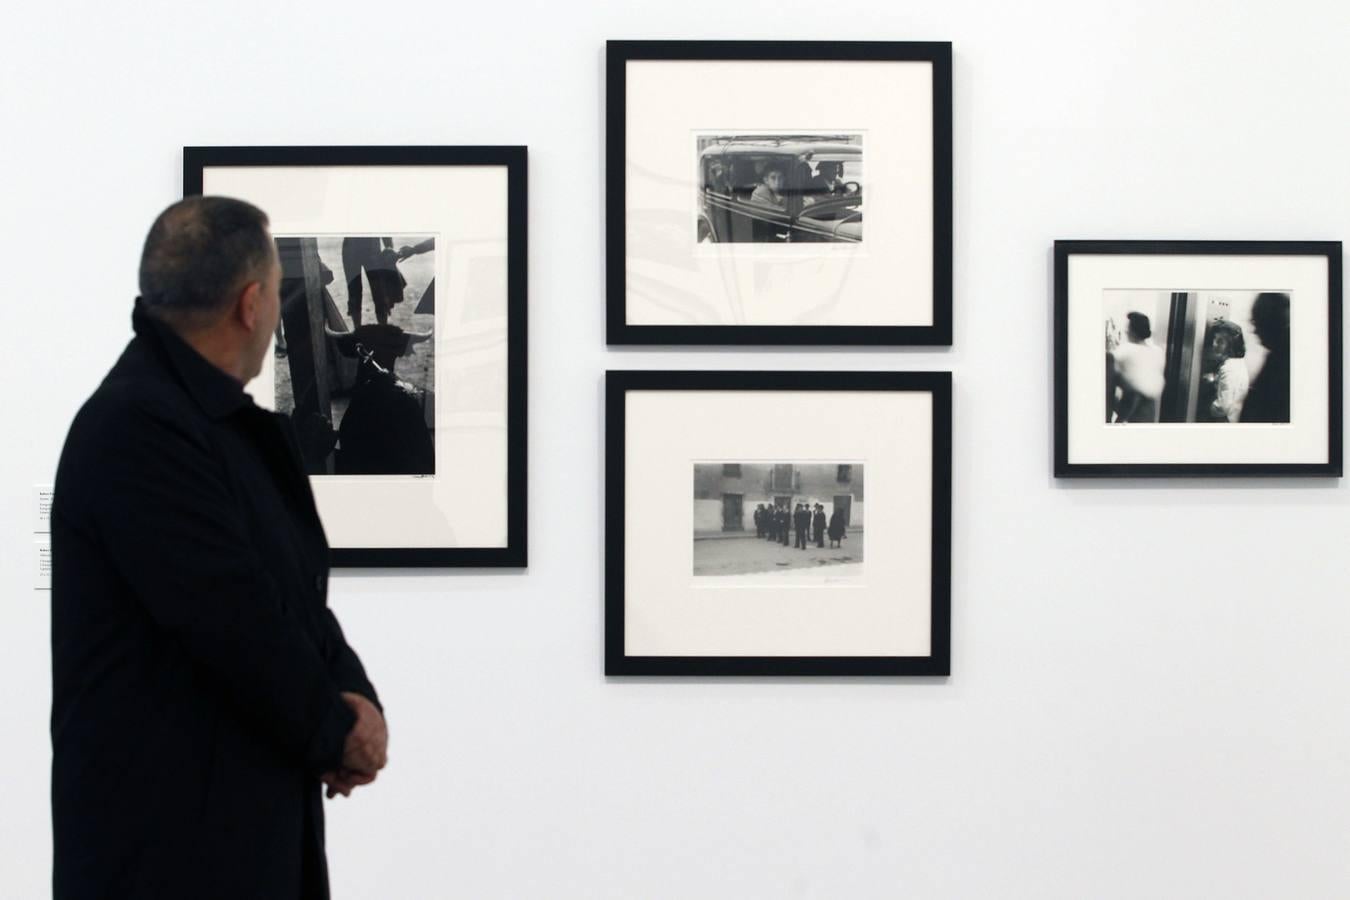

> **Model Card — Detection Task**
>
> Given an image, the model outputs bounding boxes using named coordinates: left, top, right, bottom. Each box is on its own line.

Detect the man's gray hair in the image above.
left=139, top=196, right=273, bottom=325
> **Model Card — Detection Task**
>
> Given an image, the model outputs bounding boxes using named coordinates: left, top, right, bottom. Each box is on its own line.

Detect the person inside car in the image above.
left=707, top=160, right=730, bottom=194
left=750, top=165, right=787, bottom=210
left=803, top=160, right=845, bottom=204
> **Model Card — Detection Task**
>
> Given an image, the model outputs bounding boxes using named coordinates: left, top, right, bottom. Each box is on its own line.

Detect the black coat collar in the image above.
left=132, top=299, right=251, bottom=421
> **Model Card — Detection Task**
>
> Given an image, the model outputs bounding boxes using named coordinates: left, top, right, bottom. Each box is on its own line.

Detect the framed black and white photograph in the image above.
left=606, top=371, right=951, bottom=676
left=185, top=146, right=527, bottom=566
left=1054, top=241, right=1342, bottom=477
left=606, top=41, right=952, bottom=346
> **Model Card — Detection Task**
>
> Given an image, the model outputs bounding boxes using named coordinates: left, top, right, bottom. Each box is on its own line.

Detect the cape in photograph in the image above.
left=185, top=146, right=528, bottom=567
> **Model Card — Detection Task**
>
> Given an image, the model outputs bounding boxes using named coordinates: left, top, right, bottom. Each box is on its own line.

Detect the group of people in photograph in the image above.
left=753, top=502, right=847, bottom=549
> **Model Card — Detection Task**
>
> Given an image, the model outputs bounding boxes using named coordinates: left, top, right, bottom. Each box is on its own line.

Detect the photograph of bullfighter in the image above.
left=274, top=233, right=436, bottom=476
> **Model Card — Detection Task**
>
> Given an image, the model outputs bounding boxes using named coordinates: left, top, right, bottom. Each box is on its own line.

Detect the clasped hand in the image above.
left=321, top=692, right=388, bottom=799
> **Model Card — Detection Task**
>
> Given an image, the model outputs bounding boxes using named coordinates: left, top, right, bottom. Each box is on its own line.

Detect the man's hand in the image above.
left=339, top=691, right=388, bottom=775
left=321, top=768, right=377, bottom=799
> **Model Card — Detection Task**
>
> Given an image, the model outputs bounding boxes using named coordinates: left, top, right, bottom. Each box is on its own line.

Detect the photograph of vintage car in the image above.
left=696, top=134, right=863, bottom=244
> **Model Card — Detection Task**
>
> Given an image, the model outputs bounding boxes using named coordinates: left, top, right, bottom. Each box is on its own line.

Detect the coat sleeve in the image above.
left=321, top=608, right=382, bottom=713
left=273, top=410, right=383, bottom=712
left=91, top=398, right=355, bottom=774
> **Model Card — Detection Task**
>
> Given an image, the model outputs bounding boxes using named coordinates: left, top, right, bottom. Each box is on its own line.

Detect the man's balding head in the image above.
left=139, top=196, right=274, bottom=330
left=138, top=196, right=282, bottom=383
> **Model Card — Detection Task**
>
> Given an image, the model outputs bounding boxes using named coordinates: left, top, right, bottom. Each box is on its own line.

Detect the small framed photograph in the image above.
left=184, top=146, right=527, bottom=566
left=606, top=41, right=953, bottom=346
left=606, top=371, right=952, bottom=676
left=1054, top=240, right=1342, bottom=477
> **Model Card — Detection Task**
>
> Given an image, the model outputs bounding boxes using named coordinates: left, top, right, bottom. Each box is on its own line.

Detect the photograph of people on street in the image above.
left=695, top=133, right=863, bottom=244
left=273, top=234, right=437, bottom=477
left=1104, top=289, right=1291, bottom=425
left=692, top=462, right=864, bottom=580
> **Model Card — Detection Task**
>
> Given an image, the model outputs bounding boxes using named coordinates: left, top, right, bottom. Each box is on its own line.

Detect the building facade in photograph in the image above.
left=693, top=463, right=865, bottom=537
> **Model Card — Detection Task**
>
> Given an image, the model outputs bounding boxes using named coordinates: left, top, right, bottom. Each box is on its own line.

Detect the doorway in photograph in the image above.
left=832, top=494, right=852, bottom=526
left=720, top=493, right=744, bottom=531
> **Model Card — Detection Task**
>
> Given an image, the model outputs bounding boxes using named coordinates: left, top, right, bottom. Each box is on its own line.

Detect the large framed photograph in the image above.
left=606, top=41, right=953, bottom=346
left=184, top=146, right=527, bottom=566
left=1055, top=241, right=1342, bottom=477
left=606, top=371, right=952, bottom=676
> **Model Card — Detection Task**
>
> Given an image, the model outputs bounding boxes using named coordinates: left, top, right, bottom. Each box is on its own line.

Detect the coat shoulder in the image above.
left=74, top=343, right=207, bottom=444
left=55, top=343, right=213, bottom=506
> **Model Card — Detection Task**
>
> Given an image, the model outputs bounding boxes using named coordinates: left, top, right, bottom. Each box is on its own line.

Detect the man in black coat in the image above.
left=51, top=197, right=387, bottom=900
left=794, top=503, right=809, bottom=550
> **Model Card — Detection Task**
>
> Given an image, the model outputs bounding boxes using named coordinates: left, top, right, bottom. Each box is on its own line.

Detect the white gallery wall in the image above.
left=4, top=0, right=1349, bottom=896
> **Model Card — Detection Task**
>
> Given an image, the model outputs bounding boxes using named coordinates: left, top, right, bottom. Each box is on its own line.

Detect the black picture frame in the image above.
left=1054, top=240, right=1342, bottom=478
left=184, top=145, right=528, bottom=567
left=606, top=41, right=954, bottom=347
left=605, top=370, right=952, bottom=676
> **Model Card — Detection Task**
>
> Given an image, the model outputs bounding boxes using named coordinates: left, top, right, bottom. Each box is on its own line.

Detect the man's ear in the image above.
left=236, top=280, right=263, bottom=331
